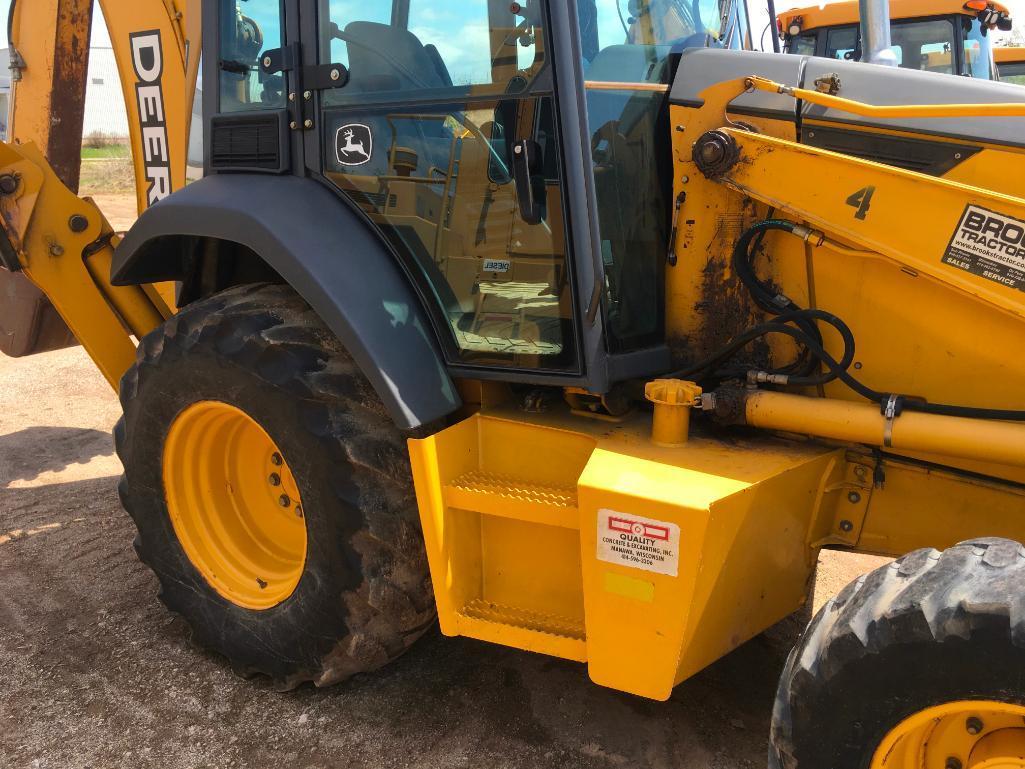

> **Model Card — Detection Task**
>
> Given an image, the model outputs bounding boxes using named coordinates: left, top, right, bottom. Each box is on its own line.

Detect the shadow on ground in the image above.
left=0, top=473, right=812, bottom=769
left=0, top=426, right=115, bottom=485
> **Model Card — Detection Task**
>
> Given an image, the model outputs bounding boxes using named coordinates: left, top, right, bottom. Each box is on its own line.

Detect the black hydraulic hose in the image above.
left=733, top=219, right=824, bottom=378
left=665, top=308, right=855, bottom=387
left=669, top=218, right=1025, bottom=422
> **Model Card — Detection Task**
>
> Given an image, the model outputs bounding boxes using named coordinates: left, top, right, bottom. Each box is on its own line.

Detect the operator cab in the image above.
left=205, top=0, right=750, bottom=390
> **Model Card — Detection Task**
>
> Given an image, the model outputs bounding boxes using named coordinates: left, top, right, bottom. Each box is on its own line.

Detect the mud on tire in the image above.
left=770, top=538, right=1025, bottom=769
left=114, top=283, right=436, bottom=688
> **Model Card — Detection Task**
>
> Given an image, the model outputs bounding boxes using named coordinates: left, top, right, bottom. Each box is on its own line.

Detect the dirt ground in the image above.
left=0, top=191, right=890, bottom=769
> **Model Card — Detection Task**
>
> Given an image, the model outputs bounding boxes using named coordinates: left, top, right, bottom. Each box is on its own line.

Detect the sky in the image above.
left=0, top=6, right=111, bottom=49
left=0, top=0, right=1021, bottom=53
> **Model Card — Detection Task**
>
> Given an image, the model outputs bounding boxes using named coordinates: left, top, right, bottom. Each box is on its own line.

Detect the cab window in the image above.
left=825, top=25, right=858, bottom=61
left=891, top=18, right=957, bottom=75
left=788, top=33, right=817, bottom=56
left=218, top=0, right=286, bottom=112
left=318, top=1, right=579, bottom=372
left=1000, top=61, right=1025, bottom=85
left=321, top=0, right=544, bottom=105
left=580, top=0, right=749, bottom=353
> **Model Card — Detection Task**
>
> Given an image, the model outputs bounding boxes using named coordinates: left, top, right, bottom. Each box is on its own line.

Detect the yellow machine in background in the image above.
left=3, top=0, right=1025, bottom=767
left=997, top=45, right=1025, bottom=83
left=778, top=0, right=1011, bottom=78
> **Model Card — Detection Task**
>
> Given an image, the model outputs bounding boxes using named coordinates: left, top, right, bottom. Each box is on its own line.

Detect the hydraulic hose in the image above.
left=669, top=219, right=1025, bottom=422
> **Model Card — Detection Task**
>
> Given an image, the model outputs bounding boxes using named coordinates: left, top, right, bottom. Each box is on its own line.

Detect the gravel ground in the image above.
left=0, top=267, right=889, bottom=769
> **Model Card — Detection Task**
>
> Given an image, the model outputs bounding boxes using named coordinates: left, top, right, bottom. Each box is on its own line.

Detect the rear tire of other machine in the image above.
left=770, top=538, right=1025, bottom=769
left=114, top=283, right=436, bottom=688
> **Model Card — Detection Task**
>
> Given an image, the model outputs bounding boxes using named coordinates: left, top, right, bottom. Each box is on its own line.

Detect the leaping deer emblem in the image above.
left=339, top=128, right=370, bottom=161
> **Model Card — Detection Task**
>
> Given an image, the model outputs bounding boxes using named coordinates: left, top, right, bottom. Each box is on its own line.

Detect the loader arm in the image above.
left=677, top=76, right=1025, bottom=323
left=0, top=0, right=198, bottom=384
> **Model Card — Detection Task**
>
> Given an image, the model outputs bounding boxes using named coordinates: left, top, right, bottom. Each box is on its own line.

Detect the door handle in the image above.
left=512, top=139, right=546, bottom=226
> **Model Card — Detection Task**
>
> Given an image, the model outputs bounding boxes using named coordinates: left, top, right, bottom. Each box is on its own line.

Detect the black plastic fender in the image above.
left=111, top=174, right=460, bottom=431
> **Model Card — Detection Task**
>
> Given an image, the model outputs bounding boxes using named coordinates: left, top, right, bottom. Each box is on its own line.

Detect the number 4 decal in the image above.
left=846, top=186, right=876, bottom=220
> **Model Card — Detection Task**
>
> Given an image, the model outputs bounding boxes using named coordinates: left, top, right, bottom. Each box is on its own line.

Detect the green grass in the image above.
left=81, top=144, right=130, bottom=159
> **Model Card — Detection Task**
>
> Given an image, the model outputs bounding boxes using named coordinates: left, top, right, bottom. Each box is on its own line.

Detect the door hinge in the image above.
left=260, top=44, right=348, bottom=131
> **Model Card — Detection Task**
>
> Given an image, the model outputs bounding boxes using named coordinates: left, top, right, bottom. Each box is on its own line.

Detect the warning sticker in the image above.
left=596, top=510, right=680, bottom=577
left=943, top=205, right=1025, bottom=292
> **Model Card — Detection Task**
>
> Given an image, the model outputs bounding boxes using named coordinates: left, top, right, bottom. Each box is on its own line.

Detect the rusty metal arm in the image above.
left=0, top=0, right=194, bottom=382
left=679, top=77, right=1025, bottom=323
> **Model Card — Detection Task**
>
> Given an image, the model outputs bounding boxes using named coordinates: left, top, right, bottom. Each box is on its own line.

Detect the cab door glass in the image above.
left=318, top=1, right=578, bottom=372
left=581, top=0, right=745, bottom=353
left=218, top=0, right=286, bottom=111
left=321, top=0, right=544, bottom=106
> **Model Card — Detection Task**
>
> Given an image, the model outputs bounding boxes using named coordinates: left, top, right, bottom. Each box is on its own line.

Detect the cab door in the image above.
left=308, top=0, right=582, bottom=375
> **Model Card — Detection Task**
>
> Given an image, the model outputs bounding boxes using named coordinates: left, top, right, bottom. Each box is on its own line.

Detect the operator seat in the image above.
left=337, top=21, right=452, bottom=94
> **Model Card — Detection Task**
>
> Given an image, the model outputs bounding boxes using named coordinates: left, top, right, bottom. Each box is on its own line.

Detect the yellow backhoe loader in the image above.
left=4, top=0, right=1025, bottom=766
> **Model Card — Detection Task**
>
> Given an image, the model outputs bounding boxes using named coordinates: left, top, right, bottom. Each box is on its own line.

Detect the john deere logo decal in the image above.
left=336, top=124, right=373, bottom=167
left=129, top=30, right=171, bottom=206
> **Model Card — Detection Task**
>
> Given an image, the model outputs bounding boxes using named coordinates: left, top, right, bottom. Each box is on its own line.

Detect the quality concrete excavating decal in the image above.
left=944, top=204, right=1025, bottom=292
left=597, top=510, right=680, bottom=577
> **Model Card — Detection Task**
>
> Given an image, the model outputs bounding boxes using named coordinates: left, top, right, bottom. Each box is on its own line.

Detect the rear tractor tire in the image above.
left=114, top=283, right=436, bottom=688
left=770, top=538, right=1025, bottom=769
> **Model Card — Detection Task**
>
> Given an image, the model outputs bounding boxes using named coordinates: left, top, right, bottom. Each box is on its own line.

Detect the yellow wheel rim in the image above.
left=163, top=401, right=307, bottom=610
left=872, top=701, right=1025, bottom=769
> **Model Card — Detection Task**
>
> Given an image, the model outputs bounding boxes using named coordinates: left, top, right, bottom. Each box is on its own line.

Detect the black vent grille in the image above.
left=210, top=113, right=284, bottom=171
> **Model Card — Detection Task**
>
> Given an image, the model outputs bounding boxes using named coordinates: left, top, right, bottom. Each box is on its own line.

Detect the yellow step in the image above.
left=454, top=598, right=587, bottom=662
left=443, top=470, right=579, bottom=529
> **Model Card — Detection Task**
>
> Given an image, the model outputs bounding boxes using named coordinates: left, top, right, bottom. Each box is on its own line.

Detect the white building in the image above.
left=0, top=46, right=130, bottom=142
left=82, top=47, right=130, bottom=140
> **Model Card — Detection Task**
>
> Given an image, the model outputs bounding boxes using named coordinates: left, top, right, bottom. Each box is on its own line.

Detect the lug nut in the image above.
left=279, top=494, right=291, bottom=508
left=268, top=473, right=281, bottom=486
left=271, top=452, right=283, bottom=466
left=966, top=716, right=984, bottom=735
